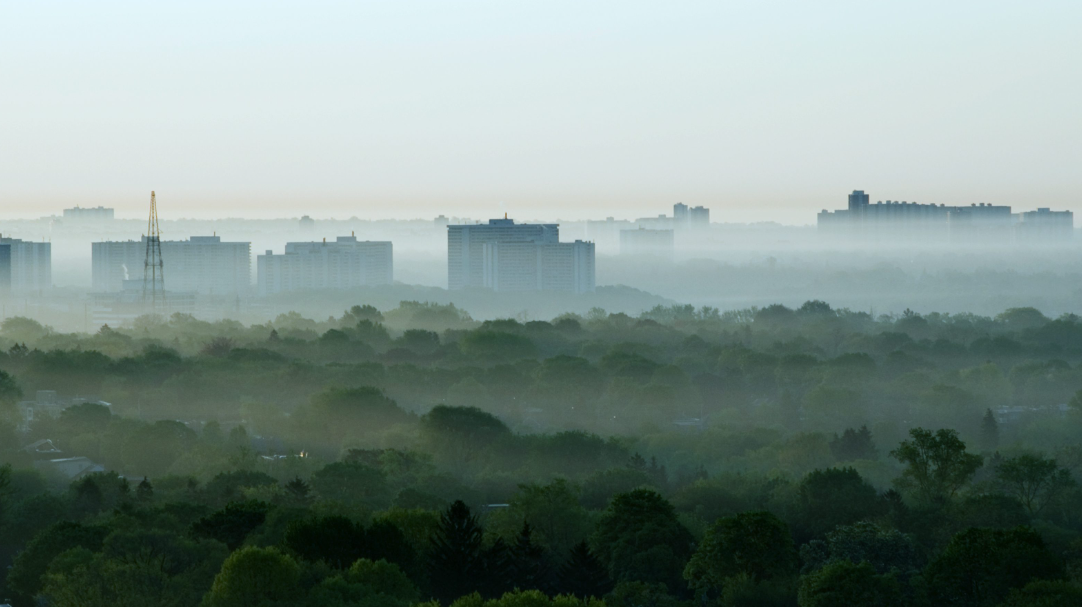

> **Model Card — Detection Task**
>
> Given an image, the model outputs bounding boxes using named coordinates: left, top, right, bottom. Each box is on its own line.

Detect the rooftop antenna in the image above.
left=143, top=191, right=165, bottom=313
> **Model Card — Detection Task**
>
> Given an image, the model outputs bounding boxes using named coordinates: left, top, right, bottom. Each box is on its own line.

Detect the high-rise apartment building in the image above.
left=447, top=218, right=559, bottom=289
left=0, top=237, right=51, bottom=292
left=673, top=202, right=709, bottom=227
left=688, top=205, right=710, bottom=225
left=62, top=206, right=114, bottom=222
left=257, top=236, right=393, bottom=295
left=481, top=240, right=595, bottom=294
left=92, top=236, right=250, bottom=295
left=818, top=190, right=1071, bottom=243
left=1016, top=208, right=1074, bottom=241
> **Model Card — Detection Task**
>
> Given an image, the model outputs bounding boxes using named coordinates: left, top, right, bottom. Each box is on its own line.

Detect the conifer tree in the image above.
left=285, top=477, right=310, bottom=501
left=136, top=477, right=153, bottom=502
left=482, top=536, right=514, bottom=598
left=980, top=409, right=1000, bottom=453
left=429, top=500, right=484, bottom=604
left=512, top=522, right=553, bottom=593
left=559, top=541, right=612, bottom=599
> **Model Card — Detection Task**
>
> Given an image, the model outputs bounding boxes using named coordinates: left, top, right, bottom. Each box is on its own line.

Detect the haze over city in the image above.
left=4, top=4, right=1082, bottom=607
left=3, top=1, right=1081, bottom=222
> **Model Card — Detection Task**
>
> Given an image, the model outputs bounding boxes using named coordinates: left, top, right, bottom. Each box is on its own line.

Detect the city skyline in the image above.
left=0, top=188, right=1076, bottom=227
left=3, top=2, right=1080, bottom=222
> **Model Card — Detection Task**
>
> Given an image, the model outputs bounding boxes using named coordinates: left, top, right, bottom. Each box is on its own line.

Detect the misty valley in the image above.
left=0, top=301, right=1080, bottom=606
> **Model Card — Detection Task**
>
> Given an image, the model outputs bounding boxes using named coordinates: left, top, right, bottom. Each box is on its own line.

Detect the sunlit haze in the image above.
left=3, top=1, right=1080, bottom=222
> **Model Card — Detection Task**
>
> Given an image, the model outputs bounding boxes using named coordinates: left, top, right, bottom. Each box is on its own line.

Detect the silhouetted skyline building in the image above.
left=257, top=235, right=393, bottom=295
left=819, top=190, right=1073, bottom=242
left=92, top=235, right=250, bottom=295
left=1016, top=208, right=1074, bottom=241
left=482, top=239, right=595, bottom=293
left=447, top=218, right=560, bottom=289
left=674, top=202, right=709, bottom=227
left=0, top=237, right=51, bottom=292
left=62, top=206, right=114, bottom=222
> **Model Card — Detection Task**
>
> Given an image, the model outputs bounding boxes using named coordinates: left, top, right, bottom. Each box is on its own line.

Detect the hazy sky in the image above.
left=2, top=1, right=1080, bottom=223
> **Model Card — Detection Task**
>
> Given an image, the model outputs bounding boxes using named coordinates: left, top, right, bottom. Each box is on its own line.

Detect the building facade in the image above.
left=447, top=219, right=559, bottom=289
left=481, top=240, right=595, bottom=293
left=0, top=237, right=51, bottom=292
left=674, top=203, right=709, bottom=227
left=257, top=236, right=393, bottom=295
left=92, top=236, right=250, bottom=295
left=62, top=206, right=114, bottom=222
left=818, top=190, right=1072, bottom=243
left=1016, top=208, right=1074, bottom=241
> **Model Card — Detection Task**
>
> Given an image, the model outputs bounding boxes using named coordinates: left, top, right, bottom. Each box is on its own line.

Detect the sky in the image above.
left=1, top=1, right=1080, bottom=223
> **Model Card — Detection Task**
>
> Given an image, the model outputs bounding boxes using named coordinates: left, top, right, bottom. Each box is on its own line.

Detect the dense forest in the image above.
left=2, top=300, right=1082, bottom=606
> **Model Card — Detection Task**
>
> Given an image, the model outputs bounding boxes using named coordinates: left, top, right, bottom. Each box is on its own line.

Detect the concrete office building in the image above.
left=447, top=218, right=559, bottom=289
left=620, top=228, right=675, bottom=257
left=257, top=236, right=392, bottom=296
left=62, top=206, right=114, bottom=222
left=0, top=237, right=51, bottom=292
left=482, top=240, right=595, bottom=294
left=92, top=236, right=250, bottom=295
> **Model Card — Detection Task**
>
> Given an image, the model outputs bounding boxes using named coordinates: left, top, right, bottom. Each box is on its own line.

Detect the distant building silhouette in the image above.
left=482, top=239, right=595, bottom=293
left=62, top=206, right=114, bottom=222
left=0, top=236, right=51, bottom=292
left=674, top=202, right=709, bottom=228
left=257, top=235, right=392, bottom=295
left=447, top=218, right=594, bottom=292
left=447, top=218, right=559, bottom=290
left=299, top=215, right=315, bottom=230
left=92, top=236, right=250, bottom=295
left=1017, top=208, right=1074, bottom=241
left=818, top=190, right=1073, bottom=243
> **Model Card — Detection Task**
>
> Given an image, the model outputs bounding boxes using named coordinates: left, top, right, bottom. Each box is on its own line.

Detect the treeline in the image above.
left=2, top=302, right=1082, bottom=446
left=0, top=425, right=1080, bottom=606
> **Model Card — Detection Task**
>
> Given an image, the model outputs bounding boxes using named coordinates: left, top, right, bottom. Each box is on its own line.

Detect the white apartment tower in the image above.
left=482, top=240, right=595, bottom=294
left=447, top=218, right=559, bottom=289
left=92, top=236, right=250, bottom=295
left=0, top=237, right=51, bottom=292
left=257, top=236, right=393, bottom=296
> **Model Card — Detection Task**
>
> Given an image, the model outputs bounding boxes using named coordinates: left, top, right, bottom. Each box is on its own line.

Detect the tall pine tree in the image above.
left=512, top=522, right=553, bottom=593
left=980, top=409, right=999, bottom=453
left=136, top=477, right=154, bottom=503
left=830, top=425, right=877, bottom=461
left=558, top=541, right=612, bottom=599
left=429, top=500, right=484, bottom=604
left=481, top=536, right=514, bottom=598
